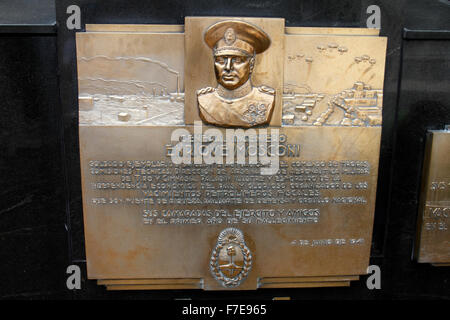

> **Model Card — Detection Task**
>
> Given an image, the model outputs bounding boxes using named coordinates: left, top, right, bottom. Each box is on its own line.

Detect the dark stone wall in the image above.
left=0, top=34, right=68, bottom=298
left=385, top=38, right=450, bottom=299
left=0, top=0, right=448, bottom=299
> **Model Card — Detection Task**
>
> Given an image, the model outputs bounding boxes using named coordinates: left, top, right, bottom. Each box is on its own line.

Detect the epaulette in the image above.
left=258, top=85, right=275, bottom=95
left=196, top=87, right=215, bottom=96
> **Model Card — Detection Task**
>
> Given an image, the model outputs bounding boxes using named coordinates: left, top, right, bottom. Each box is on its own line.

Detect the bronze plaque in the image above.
left=76, top=17, right=387, bottom=290
left=415, top=130, right=450, bottom=266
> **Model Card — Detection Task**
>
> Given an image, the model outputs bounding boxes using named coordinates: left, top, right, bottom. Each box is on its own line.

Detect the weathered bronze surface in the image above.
left=415, top=130, right=450, bottom=265
left=283, top=33, right=386, bottom=126
left=79, top=125, right=380, bottom=290
left=85, top=24, right=184, bottom=33
left=197, top=20, right=276, bottom=128
left=76, top=17, right=388, bottom=290
left=185, top=17, right=285, bottom=126
left=285, top=27, right=380, bottom=36
left=76, top=31, right=185, bottom=126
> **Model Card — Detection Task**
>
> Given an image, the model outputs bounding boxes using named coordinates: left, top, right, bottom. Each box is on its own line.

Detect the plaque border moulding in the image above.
left=76, top=18, right=387, bottom=290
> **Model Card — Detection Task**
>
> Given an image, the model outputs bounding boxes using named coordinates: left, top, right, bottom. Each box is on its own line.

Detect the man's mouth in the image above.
left=222, top=75, right=236, bottom=81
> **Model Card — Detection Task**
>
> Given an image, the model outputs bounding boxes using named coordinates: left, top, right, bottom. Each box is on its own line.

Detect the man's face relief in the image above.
left=214, top=53, right=254, bottom=90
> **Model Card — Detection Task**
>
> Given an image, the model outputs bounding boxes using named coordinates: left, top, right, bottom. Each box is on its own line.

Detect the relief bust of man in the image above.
left=197, top=20, right=275, bottom=128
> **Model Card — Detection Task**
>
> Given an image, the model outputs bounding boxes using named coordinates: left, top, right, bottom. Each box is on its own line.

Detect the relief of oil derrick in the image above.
left=77, top=56, right=184, bottom=126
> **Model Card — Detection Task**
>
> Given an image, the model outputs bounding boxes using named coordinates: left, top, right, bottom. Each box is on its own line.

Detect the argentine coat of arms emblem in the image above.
left=210, top=228, right=252, bottom=288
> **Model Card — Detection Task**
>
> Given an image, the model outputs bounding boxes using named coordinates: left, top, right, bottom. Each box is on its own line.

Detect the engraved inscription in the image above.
left=87, top=159, right=371, bottom=226
left=416, top=130, right=450, bottom=264
left=423, top=205, right=449, bottom=232
left=423, top=177, right=450, bottom=234
left=290, top=238, right=365, bottom=246
left=76, top=21, right=387, bottom=289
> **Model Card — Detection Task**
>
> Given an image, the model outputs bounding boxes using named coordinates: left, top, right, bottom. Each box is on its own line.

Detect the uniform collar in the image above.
left=216, top=80, right=252, bottom=100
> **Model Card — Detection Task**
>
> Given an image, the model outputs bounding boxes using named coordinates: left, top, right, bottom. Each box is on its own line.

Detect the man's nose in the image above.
left=224, top=58, right=232, bottom=71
